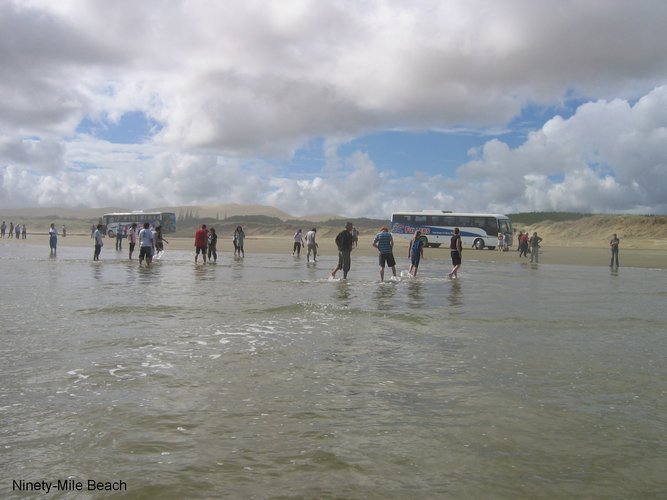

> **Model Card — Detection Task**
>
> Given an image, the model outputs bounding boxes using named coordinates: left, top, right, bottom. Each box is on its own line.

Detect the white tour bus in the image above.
left=391, top=211, right=513, bottom=250
left=100, top=211, right=177, bottom=238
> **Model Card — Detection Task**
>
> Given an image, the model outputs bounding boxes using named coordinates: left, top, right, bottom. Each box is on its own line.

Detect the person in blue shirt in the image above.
left=372, top=226, right=397, bottom=281
left=408, top=231, right=425, bottom=277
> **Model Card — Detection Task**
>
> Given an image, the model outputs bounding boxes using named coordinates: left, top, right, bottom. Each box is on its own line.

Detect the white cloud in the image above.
left=2, top=1, right=667, bottom=215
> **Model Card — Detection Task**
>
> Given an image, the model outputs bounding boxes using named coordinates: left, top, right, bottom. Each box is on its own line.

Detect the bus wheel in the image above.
left=473, top=238, right=485, bottom=250
left=420, top=236, right=429, bottom=248
left=108, top=230, right=115, bottom=238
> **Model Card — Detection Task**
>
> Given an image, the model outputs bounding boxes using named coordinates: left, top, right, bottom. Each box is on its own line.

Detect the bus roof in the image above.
left=391, top=211, right=510, bottom=218
left=102, top=211, right=167, bottom=216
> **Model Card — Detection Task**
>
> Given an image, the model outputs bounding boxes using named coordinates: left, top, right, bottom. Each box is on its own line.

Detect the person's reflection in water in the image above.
left=374, top=282, right=397, bottom=311
left=333, top=281, right=351, bottom=307
left=407, top=279, right=424, bottom=309
left=448, top=279, right=463, bottom=310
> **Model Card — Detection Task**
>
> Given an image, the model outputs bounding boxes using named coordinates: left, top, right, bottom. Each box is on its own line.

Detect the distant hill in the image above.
left=514, top=214, right=667, bottom=249
left=508, top=212, right=592, bottom=224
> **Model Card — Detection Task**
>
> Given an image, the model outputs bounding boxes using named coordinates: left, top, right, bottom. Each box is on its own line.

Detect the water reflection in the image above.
left=194, top=264, right=216, bottom=282
left=448, top=279, right=462, bottom=309
left=374, top=282, right=398, bottom=310
left=332, top=280, right=351, bottom=306
left=406, top=279, right=424, bottom=309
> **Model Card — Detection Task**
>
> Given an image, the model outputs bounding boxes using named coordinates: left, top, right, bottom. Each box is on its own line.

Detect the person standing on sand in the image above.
left=518, top=231, right=529, bottom=258
left=331, top=222, right=354, bottom=280
left=372, top=225, right=397, bottom=281
left=15, top=224, right=21, bottom=239
left=62, top=225, right=66, bottom=237
left=127, top=222, right=138, bottom=260
left=93, top=224, right=104, bottom=261
left=351, top=226, right=359, bottom=248
left=610, top=233, right=620, bottom=268
left=8, top=222, right=14, bottom=238
left=1, top=221, right=5, bottom=238
left=49, top=223, right=58, bottom=254
left=408, top=231, right=425, bottom=277
left=529, top=232, right=542, bottom=263
left=194, top=224, right=208, bottom=264
left=448, top=227, right=462, bottom=279
left=305, top=228, right=318, bottom=262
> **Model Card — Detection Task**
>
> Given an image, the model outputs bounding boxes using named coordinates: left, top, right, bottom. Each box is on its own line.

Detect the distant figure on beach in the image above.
left=305, top=228, right=318, bottom=262
left=372, top=225, right=397, bottom=281
left=15, top=224, right=21, bottom=239
left=62, top=225, right=66, bottom=237
left=293, top=229, right=303, bottom=257
left=127, top=222, right=138, bottom=260
left=49, top=223, right=58, bottom=254
left=138, top=222, right=155, bottom=267
left=518, top=231, right=529, bottom=258
left=115, top=226, right=124, bottom=251
left=408, top=231, right=425, bottom=277
left=233, top=225, right=245, bottom=258
left=448, top=227, right=462, bottom=279
left=194, top=224, right=208, bottom=264
left=497, top=232, right=504, bottom=251
left=8, top=222, right=14, bottom=238
left=21, top=224, right=26, bottom=239
left=1, top=221, right=5, bottom=238
left=93, top=224, right=104, bottom=261
left=155, top=225, right=168, bottom=256
left=529, top=232, right=542, bottom=263
left=351, top=226, right=359, bottom=248
left=610, top=233, right=620, bottom=268
left=331, top=222, right=354, bottom=280
left=207, top=227, right=218, bottom=263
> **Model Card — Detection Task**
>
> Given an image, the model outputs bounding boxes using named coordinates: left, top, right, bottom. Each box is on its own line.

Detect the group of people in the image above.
left=38, top=219, right=623, bottom=273
left=194, top=225, right=245, bottom=264
left=329, top=222, right=458, bottom=281
left=292, top=228, right=319, bottom=262
left=93, top=222, right=166, bottom=265
left=1, top=221, right=27, bottom=239
left=516, top=231, right=543, bottom=263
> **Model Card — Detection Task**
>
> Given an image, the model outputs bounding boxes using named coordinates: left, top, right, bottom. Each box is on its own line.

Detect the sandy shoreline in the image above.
left=8, top=233, right=666, bottom=269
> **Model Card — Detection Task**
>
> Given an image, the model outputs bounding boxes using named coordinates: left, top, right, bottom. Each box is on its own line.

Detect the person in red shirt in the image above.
left=194, top=224, right=208, bottom=264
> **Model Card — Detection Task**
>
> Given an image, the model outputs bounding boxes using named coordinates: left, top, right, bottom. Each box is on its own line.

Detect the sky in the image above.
left=2, top=0, right=667, bottom=218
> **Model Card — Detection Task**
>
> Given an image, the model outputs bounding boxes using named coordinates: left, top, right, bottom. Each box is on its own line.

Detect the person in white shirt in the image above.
left=305, top=228, right=318, bottom=262
left=93, top=224, right=104, bottom=261
left=127, top=222, right=138, bottom=260
left=138, top=222, right=155, bottom=267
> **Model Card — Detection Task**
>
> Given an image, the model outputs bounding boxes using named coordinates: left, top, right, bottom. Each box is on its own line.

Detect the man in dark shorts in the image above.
left=331, top=222, right=354, bottom=279
left=194, top=224, right=208, bottom=264
left=138, top=222, right=154, bottom=267
left=372, top=225, right=397, bottom=281
left=448, top=227, right=462, bottom=279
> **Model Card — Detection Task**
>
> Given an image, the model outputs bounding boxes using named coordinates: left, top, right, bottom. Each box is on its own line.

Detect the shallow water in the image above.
left=1, top=242, right=667, bottom=498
